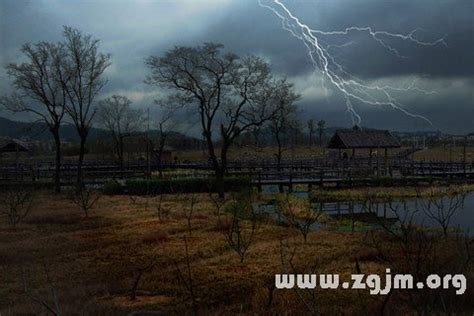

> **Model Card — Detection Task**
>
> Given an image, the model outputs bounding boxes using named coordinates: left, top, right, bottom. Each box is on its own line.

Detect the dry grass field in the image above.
left=173, top=145, right=474, bottom=162
left=413, top=146, right=474, bottom=162
left=0, top=190, right=473, bottom=315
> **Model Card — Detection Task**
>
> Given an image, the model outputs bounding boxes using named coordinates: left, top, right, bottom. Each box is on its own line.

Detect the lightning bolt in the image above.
left=258, top=0, right=446, bottom=126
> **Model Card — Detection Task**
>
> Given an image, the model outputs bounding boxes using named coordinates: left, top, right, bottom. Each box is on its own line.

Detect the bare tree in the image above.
left=143, top=106, right=174, bottom=178
left=97, top=95, right=143, bottom=173
left=269, top=92, right=299, bottom=170
left=208, top=190, right=228, bottom=225
left=129, top=255, right=157, bottom=301
left=173, top=236, right=198, bottom=314
left=22, top=262, right=61, bottom=316
left=221, top=191, right=259, bottom=263
left=0, top=187, right=34, bottom=227
left=418, top=186, right=468, bottom=238
left=276, top=194, right=323, bottom=243
left=153, top=193, right=169, bottom=221
left=317, top=119, right=326, bottom=148
left=364, top=194, right=474, bottom=314
left=145, top=43, right=292, bottom=197
left=278, top=237, right=319, bottom=314
left=185, top=194, right=198, bottom=232
left=68, top=186, right=101, bottom=217
left=307, top=118, right=316, bottom=146
left=1, top=42, right=68, bottom=193
left=61, top=27, right=111, bottom=187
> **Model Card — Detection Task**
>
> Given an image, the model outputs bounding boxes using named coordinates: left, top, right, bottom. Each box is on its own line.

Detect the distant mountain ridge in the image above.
left=0, top=116, right=205, bottom=149
left=0, top=116, right=458, bottom=144
left=0, top=116, right=105, bottom=141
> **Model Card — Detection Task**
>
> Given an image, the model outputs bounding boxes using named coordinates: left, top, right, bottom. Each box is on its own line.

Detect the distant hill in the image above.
left=1, top=116, right=463, bottom=149
left=0, top=116, right=204, bottom=149
left=0, top=116, right=106, bottom=141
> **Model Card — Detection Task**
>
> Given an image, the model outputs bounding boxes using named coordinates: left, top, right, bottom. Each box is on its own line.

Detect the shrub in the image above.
left=276, top=194, right=323, bottom=242
left=221, top=190, right=259, bottom=263
left=0, top=187, right=34, bottom=227
left=68, top=187, right=101, bottom=217
left=102, top=181, right=124, bottom=195
left=122, top=176, right=251, bottom=195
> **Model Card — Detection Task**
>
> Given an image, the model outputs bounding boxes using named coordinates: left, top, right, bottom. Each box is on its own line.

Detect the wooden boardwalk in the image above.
left=1, top=157, right=473, bottom=187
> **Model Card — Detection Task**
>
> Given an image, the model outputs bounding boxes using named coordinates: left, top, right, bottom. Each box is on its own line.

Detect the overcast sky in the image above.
left=0, top=0, right=472, bottom=134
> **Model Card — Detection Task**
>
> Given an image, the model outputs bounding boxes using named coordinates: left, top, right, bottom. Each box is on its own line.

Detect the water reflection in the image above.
left=258, top=186, right=474, bottom=234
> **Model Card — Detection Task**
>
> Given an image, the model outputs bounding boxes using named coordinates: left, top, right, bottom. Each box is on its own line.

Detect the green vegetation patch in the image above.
left=104, top=176, right=251, bottom=195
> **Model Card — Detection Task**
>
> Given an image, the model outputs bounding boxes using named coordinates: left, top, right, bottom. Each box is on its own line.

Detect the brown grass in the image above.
left=310, top=184, right=474, bottom=202
left=173, top=145, right=474, bottom=162
left=0, top=191, right=472, bottom=315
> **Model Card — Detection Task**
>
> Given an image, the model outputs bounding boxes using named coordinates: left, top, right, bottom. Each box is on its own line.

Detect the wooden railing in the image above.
left=1, top=158, right=473, bottom=184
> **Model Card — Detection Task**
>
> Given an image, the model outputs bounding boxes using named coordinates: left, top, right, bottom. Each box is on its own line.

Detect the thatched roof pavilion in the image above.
left=327, top=126, right=400, bottom=163
left=327, top=126, right=400, bottom=150
left=0, top=137, right=29, bottom=154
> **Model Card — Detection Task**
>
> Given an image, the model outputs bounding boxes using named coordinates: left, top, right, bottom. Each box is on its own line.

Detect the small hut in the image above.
left=0, top=138, right=29, bottom=154
left=157, top=145, right=173, bottom=163
left=327, top=126, right=400, bottom=170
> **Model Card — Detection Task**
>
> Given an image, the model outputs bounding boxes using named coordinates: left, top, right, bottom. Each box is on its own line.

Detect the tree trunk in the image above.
left=53, top=131, right=62, bottom=194
left=215, top=167, right=225, bottom=199
left=203, top=130, right=224, bottom=197
left=217, top=146, right=230, bottom=199
left=118, top=137, right=124, bottom=178
left=157, top=137, right=166, bottom=178
left=275, top=133, right=283, bottom=171
left=77, top=136, right=86, bottom=189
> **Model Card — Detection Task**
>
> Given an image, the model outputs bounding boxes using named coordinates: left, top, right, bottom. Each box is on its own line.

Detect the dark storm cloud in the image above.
left=202, top=0, right=473, bottom=79
left=0, top=0, right=472, bottom=133
left=197, top=0, right=473, bottom=134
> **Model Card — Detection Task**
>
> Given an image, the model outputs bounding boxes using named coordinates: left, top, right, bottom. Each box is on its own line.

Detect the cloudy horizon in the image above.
left=1, top=0, right=472, bottom=135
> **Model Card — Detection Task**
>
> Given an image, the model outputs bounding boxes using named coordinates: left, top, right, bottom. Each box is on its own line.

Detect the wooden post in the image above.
left=257, top=171, right=262, bottom=193
left=288, top=170, right=293, bottom=193
left=369, top=148, right=373, bottom=174
left=463, top=136, right=467, bottom=174
left=376, top=149, right=379, bottom=176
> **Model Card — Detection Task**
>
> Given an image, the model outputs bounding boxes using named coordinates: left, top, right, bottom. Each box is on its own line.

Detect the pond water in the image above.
left=258, top=185, right=474, bottom=234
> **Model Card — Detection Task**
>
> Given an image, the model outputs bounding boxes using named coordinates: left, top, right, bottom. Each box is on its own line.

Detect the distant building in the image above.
left=155, top=145, right=173, bottom=163
left=327, top=126, right=400, bottom=159
left=328, top=126, right=400, bottom=150
left=0, top=137, right=29, bottom=154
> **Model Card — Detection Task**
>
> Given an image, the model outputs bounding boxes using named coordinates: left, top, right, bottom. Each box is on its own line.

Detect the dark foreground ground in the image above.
left=0, top=188, right=473, bottom=315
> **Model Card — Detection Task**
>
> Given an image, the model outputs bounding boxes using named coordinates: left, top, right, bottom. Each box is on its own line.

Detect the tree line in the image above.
left=1, top=28, right=327, bottom=196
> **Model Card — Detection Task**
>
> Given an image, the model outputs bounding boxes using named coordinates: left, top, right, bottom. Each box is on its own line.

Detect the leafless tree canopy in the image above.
left=145, top=43, right=296, bottom=195
left=61, top=27, right=111, bottom=186
left=97, top=95, right=143, bottom=170
left=1, top=41, right=69, bottom=193
left=269, top=90, right=299, bottom=170
left=1, top=26, right=111, bottom=191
